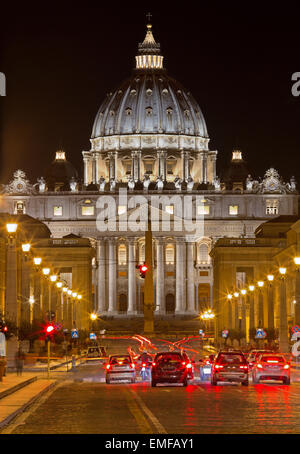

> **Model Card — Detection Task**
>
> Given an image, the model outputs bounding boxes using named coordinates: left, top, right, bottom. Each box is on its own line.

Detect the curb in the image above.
left=0, top=376, right=37, bottom=400
left=0, top=380, right=57, bottom=430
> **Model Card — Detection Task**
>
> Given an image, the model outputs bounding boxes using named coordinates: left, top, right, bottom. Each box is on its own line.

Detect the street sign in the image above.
left=222, top=330, right=229, bottom=338
left=292, top=325, right=300, bottom=333
left=0, top=332, right=6, bottom=357
left=89, top=332, right=97, bottom=340
left=71, top=329, right=78, bottom=339
left=54, top=323, right=62, bottom=331
left=199, top=329, right=205, bottom=337
left=256, top=328, right=264, bottom=338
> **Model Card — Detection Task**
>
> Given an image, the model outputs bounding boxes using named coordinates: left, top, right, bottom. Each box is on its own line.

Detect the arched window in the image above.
left=118, top=244, right=127, bottom=265
left=165, top=244, right=174, bottom=264
left=199, top=243, right=209, bottom=264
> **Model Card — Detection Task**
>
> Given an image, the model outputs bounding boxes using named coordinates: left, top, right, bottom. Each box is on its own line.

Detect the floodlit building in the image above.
left=0, top=23, right=298, bottom=320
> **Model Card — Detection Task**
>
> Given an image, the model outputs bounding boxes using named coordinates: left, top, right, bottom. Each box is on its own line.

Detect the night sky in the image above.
left=0, top=1, right=300, bottom=185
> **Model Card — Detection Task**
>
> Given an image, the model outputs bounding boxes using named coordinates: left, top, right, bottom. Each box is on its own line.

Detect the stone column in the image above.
left=108, top=152, right=118, bottom=181
left=127, top=239, right=137, bottom=314
left=186, top=242, right=195, bottom=313
left=157, top=151, right=167, bottom=181
left=200, top=152, right=207, bottom=184
left=211, top=154, right=217, bottom=182
left=131, top=151, right=141, bottom=182
left=249, top=292, right=255, bottom=331
left=155, top=239, right=165, bottom=313
left=227, top=299, right=232, bottom=328
left=181, top=151, right=190, bottom=181
left=107, top=239, right=117, bottom=313
left=97, top=239, right=106, bottom=313
left=175, top=239, right=186, bottom=313
left=83, top=153, right=91, bottom=186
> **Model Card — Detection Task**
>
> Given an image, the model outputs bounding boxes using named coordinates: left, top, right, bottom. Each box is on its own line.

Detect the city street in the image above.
left=2, top=363, right=300, bottom=434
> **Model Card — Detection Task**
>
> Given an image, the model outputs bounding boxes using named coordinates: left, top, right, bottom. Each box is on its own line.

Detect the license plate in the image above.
left=203, top=367, right=211, bottom=373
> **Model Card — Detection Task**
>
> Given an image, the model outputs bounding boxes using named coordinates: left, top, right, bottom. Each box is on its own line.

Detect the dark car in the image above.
left=211, top=351, right=249, bottom=386
left=151, top=352, right=190, bottom=387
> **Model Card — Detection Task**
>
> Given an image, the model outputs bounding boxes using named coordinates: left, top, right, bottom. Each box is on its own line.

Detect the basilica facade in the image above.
left=0, top=23, right=298, bottom=320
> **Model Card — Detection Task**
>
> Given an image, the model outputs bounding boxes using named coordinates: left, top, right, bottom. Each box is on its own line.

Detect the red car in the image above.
left=151, top=352, right=191, bottom=387
left=211, top=351, right=249, bottom=386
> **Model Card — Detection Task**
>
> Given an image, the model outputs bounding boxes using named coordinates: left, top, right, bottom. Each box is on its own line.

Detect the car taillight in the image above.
left=106, top=364, right=111, bottom=370
left=186, top=363, right=192, bottom=369
left=152, top=362, right=156, bottom=367
left=182, top=362, right=186, bottom=366
left=215, top=365, right=223, bottom=369
left=257, top=364, right=263, bottom=369
left=130, top=363, right=135, bottom=369
left=284, top=364, right=290, bottom=369
left=142, top=363, right=146, bottom=367
left=118, top=361, right=123, bottom=365
left=239, top=365, right=248, bottom=370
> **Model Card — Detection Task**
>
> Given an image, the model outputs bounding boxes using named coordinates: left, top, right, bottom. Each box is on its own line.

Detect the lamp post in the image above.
left=21, top=243, right=31, bottom=324
left=248, top=285, right=255, bottom=334
left=5, top=222, right=19, bottom=331
left=67, top=289, right=72, bottom=329
left=257, top=281, right=264, bottom=328
left=279, top=267, right=289, bottom=353
left=294, top=257, right=300, bottom=325
left=29, top=296, right=35, bottom=326
left=267, top=274, right=274, bottom=330
left=240, top=289, right=247, bottom=339
left=227, top=293, right=233, bottom=329
left=56, top=282, right=63, bottom=322
left=49, top=274, right=57, bottom=322
left=72, top=292, right=77, bottom=328
left=233, top=291, right=239, bottom=330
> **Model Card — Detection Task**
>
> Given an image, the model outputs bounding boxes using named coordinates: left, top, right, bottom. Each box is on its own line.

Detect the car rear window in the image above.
left=110, top=356, right=131, bottom=364
left=218, top=354, right=246, bottom=364
left=260, top=356, right=285, bottom=363
left=156, top=354, right=182, bottom=364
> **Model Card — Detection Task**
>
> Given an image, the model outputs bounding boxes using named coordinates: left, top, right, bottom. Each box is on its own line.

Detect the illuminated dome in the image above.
left=91, top=24, right=209, bottom=153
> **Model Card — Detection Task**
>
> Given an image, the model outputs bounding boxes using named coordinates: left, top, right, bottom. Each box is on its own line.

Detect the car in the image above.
left=151, top=352, right=191, bottom=387
left=105, top=355, right=136, bottom=384
left=247, top=350, right=274, bottom=370
left=211, top=351, right=249, bottom=386
left=252, top=354, right=290, bottom=384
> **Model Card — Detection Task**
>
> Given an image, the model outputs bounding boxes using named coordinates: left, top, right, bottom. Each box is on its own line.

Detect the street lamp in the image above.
left=50, top=274, right=57, bottom=283
left=21, top=243, right=31, bottom=253
left=34, top=257, right=42, bottom=266
left=294, top=257, right=300, bottom=325
left=248, top=284, right=255, bottom=292
left=56, top=282, right=63, bottom=289
left=257, top=281, right=264, bottom=327
left=6, top=223, right=18, bottom=234
left=257, top=281, right=264, bottom=288
left=233, top=292, right=239, bottom=298
left=227, top=293, right=233, bottom=300
left=42, top=267, right=50, bottom=276
left=241, top=289, right=247, bottom=295
left=279, top=266, right=289, bottom=352
left=294, top=257, right=300, bottom=266
left=267, top=274, right=275, bottom=329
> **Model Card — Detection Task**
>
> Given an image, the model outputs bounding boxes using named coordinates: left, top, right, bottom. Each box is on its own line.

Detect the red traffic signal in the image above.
left=44, top=323, right=56, bottom=340
left=139, top=264, right=148, bottom=278
left=46, top=325, right=55, bottom=334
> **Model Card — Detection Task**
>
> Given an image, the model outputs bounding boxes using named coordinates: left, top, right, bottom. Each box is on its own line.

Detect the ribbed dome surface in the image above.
left=91, top=70, right=208, bottom=139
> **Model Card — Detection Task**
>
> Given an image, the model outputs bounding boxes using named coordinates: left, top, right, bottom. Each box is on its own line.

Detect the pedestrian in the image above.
left=15, top=348, right=24, bottom=376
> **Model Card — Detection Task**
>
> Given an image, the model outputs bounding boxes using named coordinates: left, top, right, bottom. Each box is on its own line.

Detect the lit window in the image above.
left=118, top=244, right=127, bottom=265
left=197, top=205, right=210, bottom=215
left=53, top=206, right=63, bottom=216
left=123, top=161, right=132, bottom=175
left=229, top=205, right=239, bottom=215
left=118, top=205, right=127, bottom=215
left=165, top=244, right=174, bottom=264
left=81, top=206, right=95, bottom=216
left=144, top=162, right=153, bottom=174
left=15, top=201, right=25, bottom=214
left=266, top=200, right=279, bottom=215
left=165, top=205, right=174, bottom=214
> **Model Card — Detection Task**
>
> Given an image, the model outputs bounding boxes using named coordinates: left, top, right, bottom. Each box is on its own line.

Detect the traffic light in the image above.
left=44, top=323, right=55, bottom=341
left=139, top=263, right=148, bottom=278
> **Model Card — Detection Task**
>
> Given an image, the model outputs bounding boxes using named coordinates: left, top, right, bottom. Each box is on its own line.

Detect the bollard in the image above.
left=72, top=355, right=76, bottom=371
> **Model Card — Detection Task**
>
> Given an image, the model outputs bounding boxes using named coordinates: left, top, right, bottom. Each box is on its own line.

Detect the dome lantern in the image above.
left=136, top=22, right=164, bottom=70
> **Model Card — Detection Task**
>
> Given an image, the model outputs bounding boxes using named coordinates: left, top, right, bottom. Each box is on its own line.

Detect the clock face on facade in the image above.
left=265, top=177, right=278, bottom=191
left=16, top=182, right=25, bottom=191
